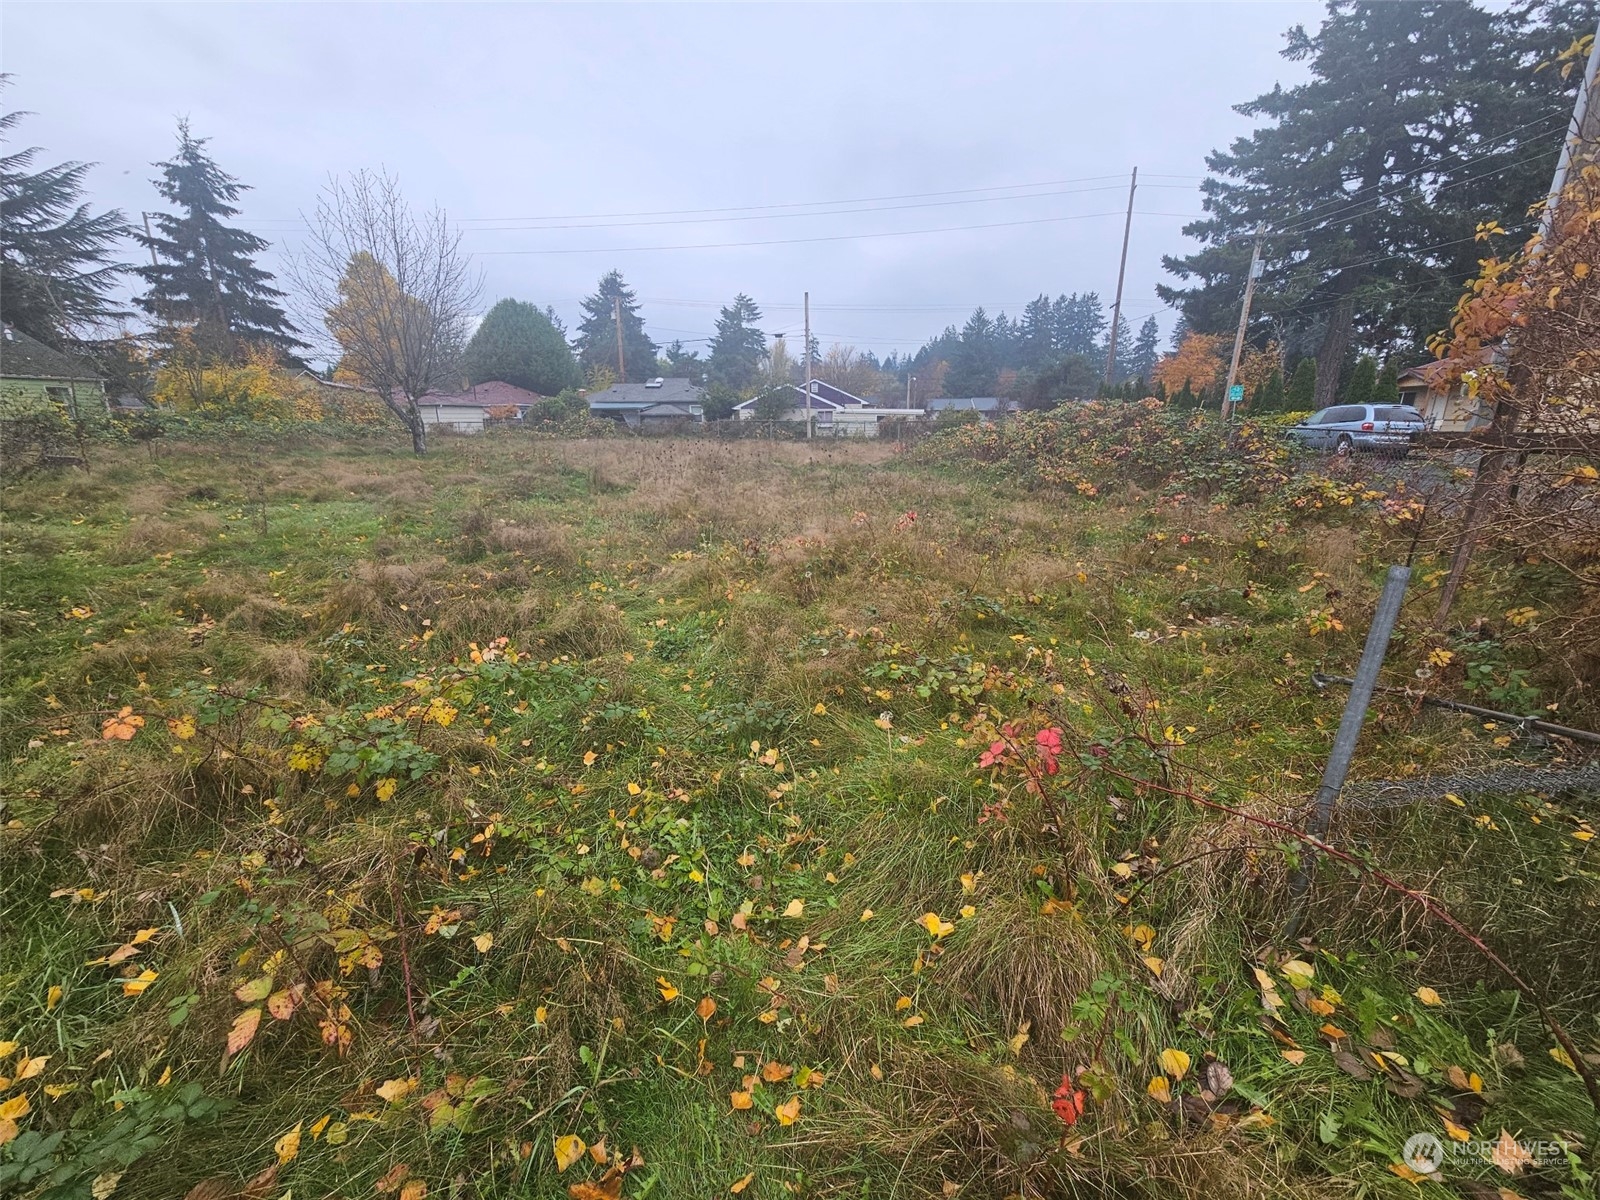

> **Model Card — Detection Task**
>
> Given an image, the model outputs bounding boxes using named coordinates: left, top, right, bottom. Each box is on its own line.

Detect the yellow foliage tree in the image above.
left=154, top=329, right=322, bottom=421
left=1152, top=333, right=1227, bottom=398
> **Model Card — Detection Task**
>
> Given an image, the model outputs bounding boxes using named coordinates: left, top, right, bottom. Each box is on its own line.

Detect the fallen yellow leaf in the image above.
left=15, top=1055, right=48, bottom=1081
left=472, top=932, right=494, bottom=953
left=0, top=1094, right=30, bottom=1121
left=731, top=1172, right=756, bottom=1194
left=274, top=1120, right=303, bottom=1165
left=730, top=1090, right=753, bottom=1111
left=783, top=899, right=804, bottom=919
left=1158, top=1048, right=1191, bottom=1081
left=1415, top=986, right=1444, bottom=1007
left=554, top=1133, right=586, bottom=1171
left=657, top=977, right=679, bottom=1002
left=46, top=986, right=62, bottom=1012
left=375, top=1077, right=418, bottom=1104
left=1147, top=1076, right=1172, bottom=1103
left=774, top=1095, right=801, bottom=1126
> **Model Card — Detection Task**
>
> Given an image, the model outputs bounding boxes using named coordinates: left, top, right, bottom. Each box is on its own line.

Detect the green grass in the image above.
left=1, top=428, right=1596, bottom=1200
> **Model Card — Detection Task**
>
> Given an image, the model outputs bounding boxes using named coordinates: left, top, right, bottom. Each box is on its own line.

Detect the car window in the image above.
left=1376, top=405, right=1421, bottom=422
left=1323, top=406, right=1359, bottom=423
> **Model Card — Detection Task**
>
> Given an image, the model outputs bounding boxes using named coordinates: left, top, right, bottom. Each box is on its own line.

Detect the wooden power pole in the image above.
left=1221, top=224, right=1265, bottom=422
left=1434, top=17, right=1599, bottom=627
left=613, top=294, right=627, bottom=383
left=1104, top=167, right=1137, bottom=385
left=803, top=290, right=813, bottom=440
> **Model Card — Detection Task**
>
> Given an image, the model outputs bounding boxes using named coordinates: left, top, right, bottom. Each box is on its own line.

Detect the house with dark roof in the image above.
left=412, top=380, right=546, bottom=433
left=587, top=378, right=705, bottom=428
left=732, top=380, right=873, bottom=424
left=0, top=324, right=107, bottom=417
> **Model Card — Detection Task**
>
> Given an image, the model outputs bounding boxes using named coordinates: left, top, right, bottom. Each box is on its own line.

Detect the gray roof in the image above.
left=587, top=378, right=704, bottom=409
left=1, top=324, right=103, bottom=383
left=926, top=396, right=1008, bottom=412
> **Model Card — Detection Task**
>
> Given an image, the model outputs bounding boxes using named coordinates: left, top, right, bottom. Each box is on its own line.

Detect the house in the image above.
left=732, top=381, right=873, bottom=425
left=1396, top=362, right=1492, bottom=432
left=925, top=396, right=1016, bottom=420
left=587, top=378, right=705, bottom=428
left=0, top=324, right=107, bottom=417
left=734, top=385, right=916, bottom=437
left=413, top=380, right=546, bottom=433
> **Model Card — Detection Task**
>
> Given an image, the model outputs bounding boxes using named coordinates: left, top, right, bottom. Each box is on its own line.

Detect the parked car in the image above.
left=1285, top=403, right=1426, bottom=455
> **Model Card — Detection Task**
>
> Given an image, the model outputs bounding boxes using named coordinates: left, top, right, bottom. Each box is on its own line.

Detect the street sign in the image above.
left=1228, top=384, right=1245, bottom=403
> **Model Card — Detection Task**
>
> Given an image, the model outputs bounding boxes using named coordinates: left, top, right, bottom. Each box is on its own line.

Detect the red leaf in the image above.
left=1052, top=1074, right=1088, bottom=1126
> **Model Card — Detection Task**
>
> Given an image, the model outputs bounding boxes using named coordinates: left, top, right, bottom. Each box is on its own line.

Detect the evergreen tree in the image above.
left=461, top=298, right=581, bottom=395
left=0, top=103, right=130, bottom=346
left=1374, top=358, right=1401, bottom=405
left=1286, top=358, right=1317, bottom=411
left=946, top=307, right=999, bottom=396
left=1158, top=2, right=1589, bottom=405
left=1125, top=316, right=1162, bottom=387
left=660, top=340, right=703, bottom=379
left=1019, top=295, right=1055, bottom=368
left=1054, top=292, right=1107, bottom=358
left=706, top=293, right=766, bottom=390
left=1253, top=367, right=1286, bottom=413
left=1022, top=353, right=1099, bottom=411
left=136, top=119, right=299, bottom=357
left=1343, top=354, right=1378, bottom=406
left=1173, top=378, right=1198, bottom=409
left=574, top=269, right=656, bottom=382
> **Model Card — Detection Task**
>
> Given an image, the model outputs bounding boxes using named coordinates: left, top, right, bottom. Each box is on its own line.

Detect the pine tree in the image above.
left=461, top=298, right=581, bottom=396
left=1158, top=2, right=1587, bottom=405
left=1019, top=295, right=1055, bottom=368
left=706, top=293, right=766, bottom=390
left=1253, top=367, right=1286, bottom=413
left=946, top=307, right=999, bottom=396
left=1373, top=359, right=1401, bottom=405
left=1286, top=359, right=1317, bottom=412
left=1125, top=316, right=1161, bottom=387
left=136, top=120, right=299, bottom=358
left=0, top=105, right=130, bottom=346
left=1343, top=354, right=1378, bottom=406
left=574, top=270, right=657, bottom=383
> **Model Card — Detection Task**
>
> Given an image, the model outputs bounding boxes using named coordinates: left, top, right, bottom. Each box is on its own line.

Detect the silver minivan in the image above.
left=1286, top=403, right=1426, bottom=455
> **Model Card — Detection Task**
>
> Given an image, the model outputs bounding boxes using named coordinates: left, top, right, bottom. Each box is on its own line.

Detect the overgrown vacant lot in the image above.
left=1, top=419, right=1596, bottom=1200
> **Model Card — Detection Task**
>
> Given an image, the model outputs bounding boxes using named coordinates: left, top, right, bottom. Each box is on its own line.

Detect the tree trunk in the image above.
left=1313, top=291, right=1354, bottom=410
left=408, top=403, right=428, bottom=455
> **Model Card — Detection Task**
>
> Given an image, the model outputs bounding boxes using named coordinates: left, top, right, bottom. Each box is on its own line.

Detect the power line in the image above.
left=244, top=170, right=1205, bottom=230
left=472, top=210, right=1203, bottom=257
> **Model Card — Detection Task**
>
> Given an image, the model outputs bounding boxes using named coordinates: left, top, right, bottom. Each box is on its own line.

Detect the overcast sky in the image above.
left=3, top=2, right=1319, bottom=358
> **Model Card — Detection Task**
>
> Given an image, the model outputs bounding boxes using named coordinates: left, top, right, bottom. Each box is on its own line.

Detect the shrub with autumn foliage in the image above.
left=1151, top=332, right=1227, bottom=402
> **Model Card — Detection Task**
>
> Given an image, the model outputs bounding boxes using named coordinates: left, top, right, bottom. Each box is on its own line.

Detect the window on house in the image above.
left=46, top=385, right=76, bottom=418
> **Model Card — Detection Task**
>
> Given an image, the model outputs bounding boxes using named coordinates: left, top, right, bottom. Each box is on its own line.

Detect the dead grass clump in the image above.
left=104, top=516, right=201, bottom=565
left=75, top=628, right=195, bottom=697
left=1301, top=524, right=1367, bottom=593
left=942, top=898, right=1113, bottom=1056
left=486, top=518, right=578, bottom=569
left=125, top=483, right=178, bottom=516
left=247, top=642, right=317, bottom=693
left=324, top=558, right=450, bottom=629
left=539, top=598, right=634, bottom=660
left=218, top=595, right=304, bottom=638
left=429, top=592, right=522, bottom=648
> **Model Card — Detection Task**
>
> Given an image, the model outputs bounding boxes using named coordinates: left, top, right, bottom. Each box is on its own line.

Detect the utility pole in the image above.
left=1434, top=18, right=1599, bottom=628
left=803, top=290, right=814, bottom=440
left=1221, top=223, right=1265, bottom=422
left=140, top=213, right=160, bottom=269
left=613, top=294, right=627, bottom=383
left=906, top=374, right=915, bottom=408
left=1103, top=166, right=1137, bottom=385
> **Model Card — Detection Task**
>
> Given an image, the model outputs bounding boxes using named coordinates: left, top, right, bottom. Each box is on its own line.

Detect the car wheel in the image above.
left=1334, top=434, right=1354, bottom=456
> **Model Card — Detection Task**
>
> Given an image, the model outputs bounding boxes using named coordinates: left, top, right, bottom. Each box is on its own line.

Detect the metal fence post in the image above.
left=1283, top=563, right=1411, bottom=940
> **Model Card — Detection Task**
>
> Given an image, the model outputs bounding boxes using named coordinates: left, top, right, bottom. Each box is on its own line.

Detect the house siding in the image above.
left=0, top=376, right=108, bottom=418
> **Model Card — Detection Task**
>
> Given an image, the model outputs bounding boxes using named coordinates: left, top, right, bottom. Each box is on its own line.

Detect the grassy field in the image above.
left=1, top=421, right=1596, bottom=1200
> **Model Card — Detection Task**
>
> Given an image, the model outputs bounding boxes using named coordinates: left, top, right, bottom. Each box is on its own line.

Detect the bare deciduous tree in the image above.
left=291, top=170, right=479, bottom=454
